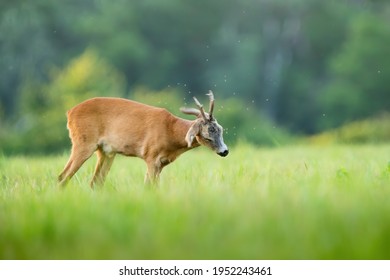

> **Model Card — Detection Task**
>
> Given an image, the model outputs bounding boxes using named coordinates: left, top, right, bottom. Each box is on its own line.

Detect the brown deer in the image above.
left=58, top=91, right=228, bottom=187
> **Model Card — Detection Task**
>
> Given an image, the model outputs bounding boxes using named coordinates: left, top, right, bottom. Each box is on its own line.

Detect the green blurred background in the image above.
left=0, top=0, right=389, bottom=154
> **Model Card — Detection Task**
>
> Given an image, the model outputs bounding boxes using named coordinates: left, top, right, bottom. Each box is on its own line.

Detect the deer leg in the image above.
left=58, top=144, right=96, bottom=187
left=58, top=158, right=73, bottom=183
left=144, top=160, right=162, bottom=185
left=90, top=149, right=116, bottom=188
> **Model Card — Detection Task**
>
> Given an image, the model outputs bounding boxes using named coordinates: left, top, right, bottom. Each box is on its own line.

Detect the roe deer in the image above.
left=58, top=91, right=228, bottom=187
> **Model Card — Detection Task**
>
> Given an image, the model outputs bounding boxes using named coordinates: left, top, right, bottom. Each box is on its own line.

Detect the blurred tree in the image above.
left=3, top=50, right=125, bottom=154
left=75, top=0, right=238, bottom=92
left=270, top=0, right=353, bottom=133
left=0, top=0, right=93, bottom=118
left=130, top=86, right=184, bottom=115
left=1, top=0, right=390, bottom=154
left=216, top=97, right=293, bottom=146
left=320, top=10, right=390, bottom=129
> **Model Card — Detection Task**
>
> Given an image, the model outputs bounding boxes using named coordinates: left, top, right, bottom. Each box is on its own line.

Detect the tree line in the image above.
left=0, top=0, right=389, bottom=153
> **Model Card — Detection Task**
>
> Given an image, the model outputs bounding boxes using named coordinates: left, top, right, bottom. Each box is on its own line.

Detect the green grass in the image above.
left=1, top=144, right=390, bottom=259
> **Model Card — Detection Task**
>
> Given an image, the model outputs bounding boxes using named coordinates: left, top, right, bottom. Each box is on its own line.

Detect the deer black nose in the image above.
left=218, top=149, right=229, bottom=157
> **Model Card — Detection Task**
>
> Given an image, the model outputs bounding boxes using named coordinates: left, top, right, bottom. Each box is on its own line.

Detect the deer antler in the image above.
left=207, top=90, right=215, bottom=119
left=193, top=97, right=208, bottom=121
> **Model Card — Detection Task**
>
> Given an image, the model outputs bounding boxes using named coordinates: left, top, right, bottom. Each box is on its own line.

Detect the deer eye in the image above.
left=205, top=138, right=213, bottom=143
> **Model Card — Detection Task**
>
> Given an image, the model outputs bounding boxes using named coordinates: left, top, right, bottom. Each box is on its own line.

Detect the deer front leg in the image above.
left=144, top=154, right=173, bottom=185
left=144, top=159, right=162, bottom=185
left=91, top=149, right=116, bottom=188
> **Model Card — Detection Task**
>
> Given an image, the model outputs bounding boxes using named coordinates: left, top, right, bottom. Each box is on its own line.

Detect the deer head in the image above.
left=180, top=91, right=229, bottom=157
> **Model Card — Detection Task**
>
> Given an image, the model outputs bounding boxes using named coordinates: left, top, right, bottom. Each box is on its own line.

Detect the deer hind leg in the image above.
left=58, top=144, right=96, bottom=187
left=90, top=149, right=116, bottom=188
left=58, top=157, right=73, bottom=183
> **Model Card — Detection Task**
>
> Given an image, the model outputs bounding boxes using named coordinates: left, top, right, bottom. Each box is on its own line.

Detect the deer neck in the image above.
left=171, top=116, right=200, bottom=150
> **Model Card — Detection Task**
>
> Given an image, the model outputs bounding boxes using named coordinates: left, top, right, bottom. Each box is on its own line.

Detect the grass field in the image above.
left=1, top=144, right=390, bottom=259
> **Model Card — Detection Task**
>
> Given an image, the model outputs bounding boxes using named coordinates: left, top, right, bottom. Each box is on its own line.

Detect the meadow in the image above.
left=0, top=144, right=390, bottom=259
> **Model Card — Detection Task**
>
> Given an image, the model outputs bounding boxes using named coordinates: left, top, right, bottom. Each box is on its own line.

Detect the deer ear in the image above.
left=185, top=121, right=201, bottom=147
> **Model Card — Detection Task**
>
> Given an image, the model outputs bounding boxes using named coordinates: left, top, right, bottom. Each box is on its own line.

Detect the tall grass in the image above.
left=1, top=144, right=390, bottom=259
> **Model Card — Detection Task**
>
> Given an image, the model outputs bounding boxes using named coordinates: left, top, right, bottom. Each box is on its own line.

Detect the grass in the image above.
left=1, top=144, right=390, bottom=259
